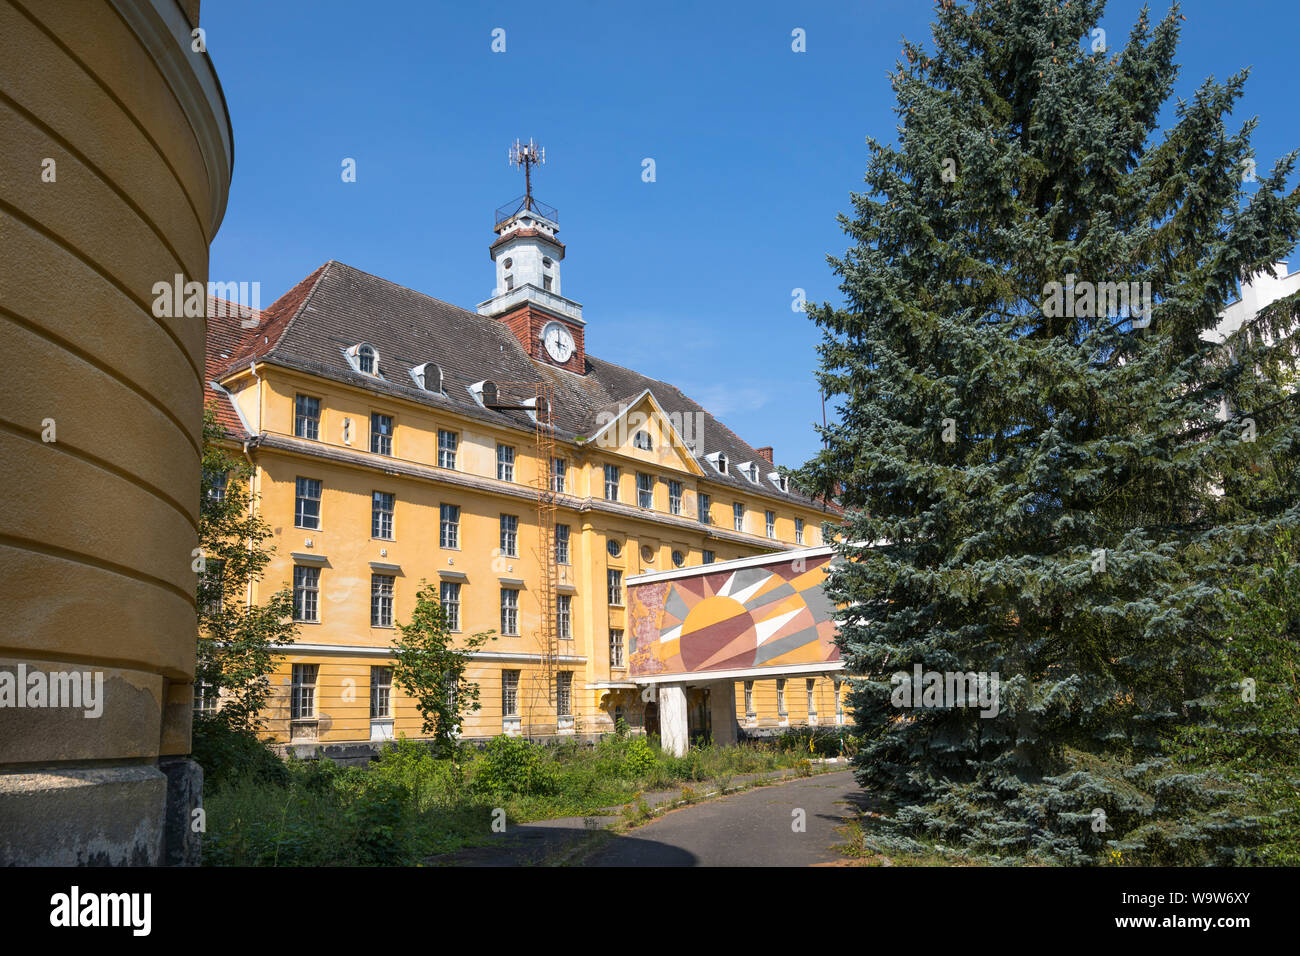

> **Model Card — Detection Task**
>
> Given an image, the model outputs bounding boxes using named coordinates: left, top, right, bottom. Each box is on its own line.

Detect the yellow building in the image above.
left=207, top=194, right=841, bottom=756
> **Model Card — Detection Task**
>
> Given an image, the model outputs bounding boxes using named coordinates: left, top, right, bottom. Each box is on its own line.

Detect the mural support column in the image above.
left=709, top=680, right=738, bottom=746
left=659, top=684, right=688, bottom=757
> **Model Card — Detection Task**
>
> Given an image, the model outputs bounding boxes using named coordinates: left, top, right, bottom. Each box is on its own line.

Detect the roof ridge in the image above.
left=327, top=259, right=501, bottom=328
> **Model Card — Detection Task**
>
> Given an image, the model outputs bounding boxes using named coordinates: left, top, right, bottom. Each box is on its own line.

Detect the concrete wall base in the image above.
left=0, top=765, right=166, bottom=866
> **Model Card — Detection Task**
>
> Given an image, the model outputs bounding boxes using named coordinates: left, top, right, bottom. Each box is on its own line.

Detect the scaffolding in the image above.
left=492, top=382, right=560, bottom=734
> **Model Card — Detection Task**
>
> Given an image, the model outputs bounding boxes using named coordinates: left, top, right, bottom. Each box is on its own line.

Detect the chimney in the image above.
left=756, top=446, right=773, bottom=464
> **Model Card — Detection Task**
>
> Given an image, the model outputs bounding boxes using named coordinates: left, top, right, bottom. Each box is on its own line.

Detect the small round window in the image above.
left=606, top=539, right=622, bottom=558
left=672, top=550, right=685, bottom=568
left=503, top=257, right=513, bottom=269
left=641, top=545, right=654, bottom=563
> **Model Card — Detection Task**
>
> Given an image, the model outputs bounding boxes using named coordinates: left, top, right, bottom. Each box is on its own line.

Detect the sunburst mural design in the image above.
left=628, top=553, right=840, bottom=677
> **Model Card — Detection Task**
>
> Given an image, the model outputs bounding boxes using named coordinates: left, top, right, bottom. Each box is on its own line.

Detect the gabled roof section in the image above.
left=580, top=388, right=706, bottom=477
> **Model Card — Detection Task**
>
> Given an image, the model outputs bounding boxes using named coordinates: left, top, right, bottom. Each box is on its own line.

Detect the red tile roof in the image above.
left=204, top=296, right=262, bottom=438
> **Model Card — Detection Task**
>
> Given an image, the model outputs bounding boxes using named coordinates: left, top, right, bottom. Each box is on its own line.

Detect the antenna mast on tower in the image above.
left=508, top=138, right=546, bottom=212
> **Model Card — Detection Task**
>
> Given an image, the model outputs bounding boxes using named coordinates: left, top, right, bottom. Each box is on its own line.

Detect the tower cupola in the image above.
left=478, top=138, right=586, bottom=373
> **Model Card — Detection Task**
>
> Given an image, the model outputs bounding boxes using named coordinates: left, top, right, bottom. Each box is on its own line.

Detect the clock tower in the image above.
left=478, top=138, right=586, bottom=374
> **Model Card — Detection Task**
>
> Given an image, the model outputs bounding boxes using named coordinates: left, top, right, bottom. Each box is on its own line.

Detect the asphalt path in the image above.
left=587, top=769, right=866, bottom=866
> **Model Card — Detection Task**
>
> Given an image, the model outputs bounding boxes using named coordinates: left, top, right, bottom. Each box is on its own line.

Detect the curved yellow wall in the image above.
left=0, top=0, right=231, bottom=864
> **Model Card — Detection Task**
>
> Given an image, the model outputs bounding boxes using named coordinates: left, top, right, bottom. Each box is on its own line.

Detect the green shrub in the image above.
left=474, top=735, right=557, bottom=795
left=623, top=736, right=657, bottom=776
left=191, top=717, right=289, bottom=790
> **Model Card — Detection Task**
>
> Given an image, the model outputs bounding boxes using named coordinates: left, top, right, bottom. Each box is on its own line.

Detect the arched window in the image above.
left=358, top=344, right=376, bottom=374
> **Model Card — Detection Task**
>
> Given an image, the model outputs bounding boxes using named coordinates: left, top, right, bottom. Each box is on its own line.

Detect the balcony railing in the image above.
left=494, top=194, right=559, bottom=228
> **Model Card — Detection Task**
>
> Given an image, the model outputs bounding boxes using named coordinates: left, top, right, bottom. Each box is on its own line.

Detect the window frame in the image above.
left=555, top=523, right=570, bottom=565
left=369, top=411, right=394, bottom=456
left=500, top=587, right=519, bottom=636
left=294, top=394, right=320, bottom=440
left=609, top=629, right=625, bottom=668
left=497, top=443, right=515, bottom=482
left=603, top=464, right=620, bottom=501
left=636, top=472, right=654, bottom=509
left=369, top=665, right=393, bottom=719
left=440, top=580, right=461, bottom=632
left=733, top=501, right=745, bottom=532
left=439, top=503, right=460, bottom=550
left=292, top=565, right=320, bottom=622
left=698, top=492, right=711, bottom=525
left=607, top=569, right=623, bottom=607
left=500, top=514, right=519, bottom=558
left=291, top=663, right=319, bottom=720
left=437, top=429, right=459, bottom=470
left=294, top=476, right=322, bottom=530
left=370, top=573, right=395, bottom=628
left=372, top=490, right=395, bottom=540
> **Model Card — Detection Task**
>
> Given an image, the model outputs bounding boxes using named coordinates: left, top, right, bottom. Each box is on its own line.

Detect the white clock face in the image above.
left=542, top=322, right=575, bottom=363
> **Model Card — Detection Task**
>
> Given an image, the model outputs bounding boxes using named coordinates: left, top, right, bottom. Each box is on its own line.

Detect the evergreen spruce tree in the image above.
left=800, top=0, right=1300, bottom=862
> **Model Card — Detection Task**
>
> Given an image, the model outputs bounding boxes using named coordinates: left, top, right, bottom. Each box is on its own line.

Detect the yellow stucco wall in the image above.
left=0, top=0, right=231, bottom=771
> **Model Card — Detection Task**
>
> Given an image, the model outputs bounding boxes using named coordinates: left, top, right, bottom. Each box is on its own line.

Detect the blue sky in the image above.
left=206, top=0, right=1298, bottom=469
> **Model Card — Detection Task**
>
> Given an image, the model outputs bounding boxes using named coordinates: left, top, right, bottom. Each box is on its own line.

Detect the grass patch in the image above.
left=201, top=730, right=824, bottom=865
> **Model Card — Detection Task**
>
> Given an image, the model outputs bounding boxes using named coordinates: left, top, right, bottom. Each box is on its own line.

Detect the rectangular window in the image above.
left=292, top=565, right=319, bottom=621
left=370, top=666, right=392, bottom=719
left=766, top=510, right=776, bottom=539
left=733, top=501, right=745, bottom=532
left=497, top=444, right=515, bottom=482
left=294, top=394, right=320, bottom=440
left=440, top=503, right=460, bottom=549
left=500, top=514, right=518, bottom=557
left=438, top=429, right=458, bottom=469
left=502, top=670, right=520, bottom=717
left=291, top=664, right=318, bottom=720
left=440, top=580, right=461, bottom=631
left=194, top=681, right=218, bottom=714
left=556, top=671, right=572, bottom=717
left=371, top=574, right=394, bottom=627
left=668, top=480, right=682, bottom=515
left=609, top=629, right=625, bottom=668
left=744, top=680, right=755, bottom=717
left=698, top=493, right=711, bottom=525
left=604, top=464, right=620, bottom=501
left=500, top=588, right=519, bottom=636
left=777, top=678, right=787, bottom=716
left=637, top=472, right=653, bottom=509
left=555, top=523, right=570, bottom=564
left=372, top=491, right=394, bottom=540
left=795, top=517, right=805, bottom=545
left=556, top=594, right=572, bottom=640
left=205, top=469, right=229, bottom=504
left=607, top=569, right=623, bottom=607
left=370, top=412, right=393, bottom=456
left=551, top=457, right=566, bottom=493
left=807, top=678, right=817, bottom=717
left=702, top=549, right=715, bottom=565
left=203, top=558, right=225, bottom=616
left=294, top=477, right=321, bottom=529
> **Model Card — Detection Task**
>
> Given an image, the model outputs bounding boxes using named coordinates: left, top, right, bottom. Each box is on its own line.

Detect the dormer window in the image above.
left=738, top=461, right=760, bottom=483
left=411, top=362, right=443, bottom=393
left=769, top=472, right=790, bottom=493
left=633, top=430, right=653, bottom=451
left=346, top=343, right=380, bottom=376
left=704, top=452, right=728, bottom=475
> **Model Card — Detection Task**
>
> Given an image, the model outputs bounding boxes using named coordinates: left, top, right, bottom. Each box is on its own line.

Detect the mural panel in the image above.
left=628, top=552, right=840, bottom=678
